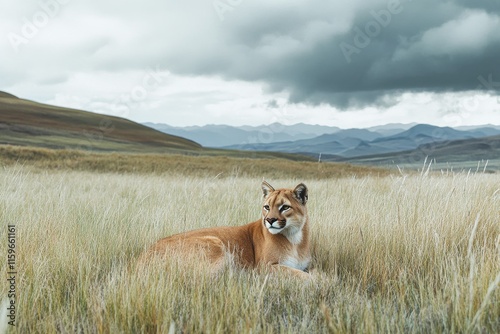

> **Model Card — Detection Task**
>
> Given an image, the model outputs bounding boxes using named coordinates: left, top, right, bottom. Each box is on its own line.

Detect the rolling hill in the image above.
left=0, top=92, right=203, bottom=153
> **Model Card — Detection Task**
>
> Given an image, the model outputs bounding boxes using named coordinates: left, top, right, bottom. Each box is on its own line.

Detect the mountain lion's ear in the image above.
left=261, top=181, right=275, bottom=198
left=293, top=183, right=308, bottom=204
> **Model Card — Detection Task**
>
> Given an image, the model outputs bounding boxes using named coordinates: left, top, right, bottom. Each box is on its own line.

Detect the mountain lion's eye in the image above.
left=281, top=205, right=290, bottom=211
left=263, top=205, right=270, bottom=211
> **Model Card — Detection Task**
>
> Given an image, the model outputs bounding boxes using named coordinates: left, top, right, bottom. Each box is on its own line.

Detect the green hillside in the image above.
left=0, top=92, right=201, bottom=152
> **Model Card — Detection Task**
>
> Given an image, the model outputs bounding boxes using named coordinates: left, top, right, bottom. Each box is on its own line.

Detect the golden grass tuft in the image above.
left=0, top=166, right=499, bottom=333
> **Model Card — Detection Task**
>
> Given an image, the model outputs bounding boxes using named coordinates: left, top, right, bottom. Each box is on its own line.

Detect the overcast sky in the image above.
left=1, top=0, right=500, bottom=128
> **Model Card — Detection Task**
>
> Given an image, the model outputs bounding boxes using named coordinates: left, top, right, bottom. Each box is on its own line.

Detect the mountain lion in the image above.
left=140, top=181, right=311, bottom=278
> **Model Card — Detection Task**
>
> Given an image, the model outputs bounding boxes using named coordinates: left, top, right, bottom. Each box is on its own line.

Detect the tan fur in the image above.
left=140, top=181, right=311, bottom=278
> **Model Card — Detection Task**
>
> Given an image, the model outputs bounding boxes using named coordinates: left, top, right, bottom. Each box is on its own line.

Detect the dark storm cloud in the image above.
left=160, top=0, right=500, bottom=108
left=455, top=0, right=500, bottom=13
left=2, top=0, right=499, bottom=110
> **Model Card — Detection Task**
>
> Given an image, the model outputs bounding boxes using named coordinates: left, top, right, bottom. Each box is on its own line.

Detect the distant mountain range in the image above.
left=144, top=122, right=430, bottom=148
left=146, top=122, right=500, bottom=161
left=336, top=134, right=500, bottom=169
left=143, top=122, right=342, bottom=147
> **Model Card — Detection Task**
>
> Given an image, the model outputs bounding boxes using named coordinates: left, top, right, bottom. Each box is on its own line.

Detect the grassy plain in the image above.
left=0, top=161, right=499, bottom=333
left=0, top=145, right=387, bottom=179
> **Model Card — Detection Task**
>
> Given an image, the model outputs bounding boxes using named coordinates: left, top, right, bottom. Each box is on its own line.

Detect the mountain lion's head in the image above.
left=261, top=181, right=308, bottom=243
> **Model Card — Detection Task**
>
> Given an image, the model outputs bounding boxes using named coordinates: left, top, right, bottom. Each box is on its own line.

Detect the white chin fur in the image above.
left=265, top=222, right=284, bottom=234
left=267, top=227, right=283, bottom=235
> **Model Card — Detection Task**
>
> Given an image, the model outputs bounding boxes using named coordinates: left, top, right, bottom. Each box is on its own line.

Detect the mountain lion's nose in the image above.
left=266, top=217, right=278, bottom=224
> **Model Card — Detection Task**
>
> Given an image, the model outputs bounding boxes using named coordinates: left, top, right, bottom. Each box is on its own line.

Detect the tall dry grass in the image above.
left=0, top=166, right=499, bottom=333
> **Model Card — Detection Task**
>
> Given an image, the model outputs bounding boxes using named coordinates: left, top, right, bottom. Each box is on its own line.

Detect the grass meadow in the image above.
left=0, top=165, right=499, bottom=333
